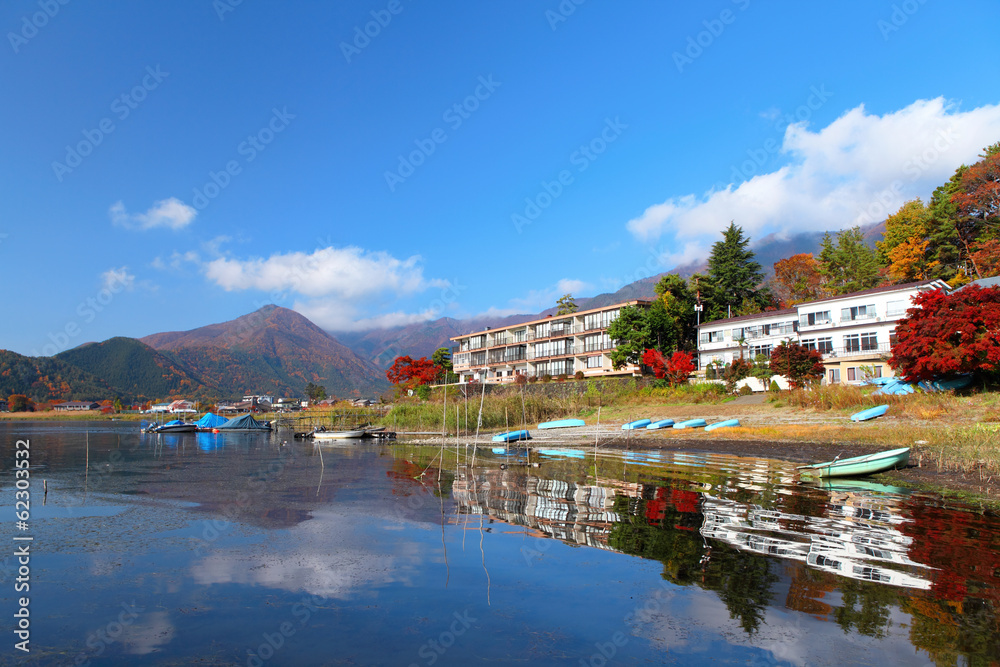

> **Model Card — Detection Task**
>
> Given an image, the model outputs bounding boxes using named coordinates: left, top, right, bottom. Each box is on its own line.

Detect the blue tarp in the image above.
left=217, top=413, right=271, bottom=430
left=196, top=412, right=228, bottom=429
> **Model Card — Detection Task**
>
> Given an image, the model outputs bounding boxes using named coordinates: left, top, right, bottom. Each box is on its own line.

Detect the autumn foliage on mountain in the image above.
left=888, top=285, right=1000, bottom=382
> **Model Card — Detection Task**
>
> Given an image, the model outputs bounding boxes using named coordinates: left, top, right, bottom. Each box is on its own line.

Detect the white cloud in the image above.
left=204, top=246, right=441, bottom=299
left=508, top=278, right=593, bottom=312
left=109, top=197, right=197, bottom=231
left=626, top=97, right=1000, bottom=262
left=100, top=266, right=135, bottom=291
left=294, top=301, right=447, bottom=332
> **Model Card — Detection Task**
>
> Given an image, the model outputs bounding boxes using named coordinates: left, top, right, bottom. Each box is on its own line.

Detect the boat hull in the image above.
left=850, top=405, right=888, bottom=422
left=622, top=419, right=652, bottom=430
left=801, top=447, right=911, bottom=478
left=646, top=419, right=675, bottom=430
left=673, top=419, right=707, bottom=429
left=313, top=430, right=365, bottom=440
left=705, top=419, right=740, bottom=432
left=538, top=419, right=586, bottom=430
left=492, top=430, right=532, bottom=443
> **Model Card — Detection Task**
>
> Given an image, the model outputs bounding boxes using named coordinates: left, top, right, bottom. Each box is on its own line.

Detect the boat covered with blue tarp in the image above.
left=216, top=413, right=272, bottom=431
left=196, top=412, right=228, bottom=430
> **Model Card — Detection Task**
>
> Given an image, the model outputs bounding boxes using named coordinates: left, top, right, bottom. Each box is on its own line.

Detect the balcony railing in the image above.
left=821, top=342, right=892, bottom=359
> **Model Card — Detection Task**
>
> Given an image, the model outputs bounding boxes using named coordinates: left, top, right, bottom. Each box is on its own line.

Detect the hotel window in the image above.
left=861, top=332, right=878, bottom=351
left=801, top=338, right=816, bottom=350
left=749, top=344, right=772, bottom=359
left=586, top=356, right=602, bottom=368
left=844, top=334, right=860, bottom=353
left=829, top=368, right=841, bottom=383
left=470, top=351, right=486, bottom=365
left=469, top=335, right=486, bottom=349
left=799, top=311, right=831, bottom=327
left=585, top=333, right=611, bottom=352
left=817, top=337, right=833, bottom=353
left=886, top=300, right=907, bottom=317
left=535, top=323, right=550, bottom=338
left=513, top=329, right=527, bottom=342
left=842, top=304, right=876, bottom=321
left=847, top=367, right=857, bottom=382
left=584, top=309, right=619, bottom=331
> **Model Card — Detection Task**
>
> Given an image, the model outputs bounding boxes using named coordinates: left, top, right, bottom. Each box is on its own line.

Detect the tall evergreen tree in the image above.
left=817, top=227, right=882, bottom=295
left=653, top=274, right=697, bottom=350
left=705, top=222, right=768, bottom=320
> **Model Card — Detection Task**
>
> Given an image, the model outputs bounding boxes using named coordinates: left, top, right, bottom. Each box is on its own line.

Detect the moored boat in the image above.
left=313, top=430, right=365, bottom=440
left=673, top=418, right=707, bottom=429
left=145, top=419, right=197, bottom=433
left=798, top=447, right=911, bottom=478
left=622, top=419, right=651, bottom=430
left=646, top=419, right=675, bottom=430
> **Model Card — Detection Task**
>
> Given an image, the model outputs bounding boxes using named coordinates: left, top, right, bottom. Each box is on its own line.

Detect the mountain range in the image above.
left=1, top=224, right=878, bottom=403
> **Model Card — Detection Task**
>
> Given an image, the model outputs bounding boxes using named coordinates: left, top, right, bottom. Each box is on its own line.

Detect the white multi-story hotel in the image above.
left=451, top=301, right=650, bottom=383
left=697, top=279, right=950, bottom=385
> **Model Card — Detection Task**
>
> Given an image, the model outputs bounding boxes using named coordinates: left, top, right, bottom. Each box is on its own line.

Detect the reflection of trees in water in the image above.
left=906, top=596, right=1000, bottom=667
left=833, top=579, right=898, bottom=639
left=608, top=488, right=778, bottom=635
left=710, top=551, right=777, bottom=635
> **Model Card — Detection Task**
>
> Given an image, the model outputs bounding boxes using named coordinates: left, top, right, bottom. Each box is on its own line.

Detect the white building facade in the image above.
left=451, top=301, right=650, bottom=383
left=697, top=279, right=949, bottom=385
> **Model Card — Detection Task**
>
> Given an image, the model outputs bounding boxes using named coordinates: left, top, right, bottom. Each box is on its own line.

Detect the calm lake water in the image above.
left=2, top=422, right=999, bottom=666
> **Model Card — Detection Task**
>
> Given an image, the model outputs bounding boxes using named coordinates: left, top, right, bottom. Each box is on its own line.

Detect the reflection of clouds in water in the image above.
left=124, top=611, right=176, bottom=655
left=637, top=589, right=921, bottom=667
left=190, top=505, right=424, bottom=598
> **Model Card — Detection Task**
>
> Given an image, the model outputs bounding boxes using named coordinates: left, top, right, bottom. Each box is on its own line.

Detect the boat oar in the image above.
left=796, top=453, right=840, bottom=470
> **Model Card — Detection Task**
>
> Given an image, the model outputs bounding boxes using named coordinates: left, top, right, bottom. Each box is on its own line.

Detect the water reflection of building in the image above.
left=700, top=493, right=934, bottom=590
left=452, top=469, right=622, bottom=550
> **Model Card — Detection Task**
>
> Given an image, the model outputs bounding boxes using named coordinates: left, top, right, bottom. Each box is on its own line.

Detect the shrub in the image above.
left=574, top=370, right=585, bottom=380
left=528, top=375, right=538, bottom=383
left=415, top=384, right=431, bottom=400
left=541, top=374, right=552, bottom=383
left=769, top=380, right=780, bottom=392
left=738, top=385, right=753, bottom=396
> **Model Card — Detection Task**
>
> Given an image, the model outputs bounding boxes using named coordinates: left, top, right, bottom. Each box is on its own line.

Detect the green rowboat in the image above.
left=798, top=446, right=910, bottom=478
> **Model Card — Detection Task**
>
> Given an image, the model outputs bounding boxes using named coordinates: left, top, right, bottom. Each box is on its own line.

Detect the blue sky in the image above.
left=3, top=0, right=999, bottom=357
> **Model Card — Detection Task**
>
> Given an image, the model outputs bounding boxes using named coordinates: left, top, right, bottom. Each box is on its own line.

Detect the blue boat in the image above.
left=705, top=419, right=740, bottom=432
left=622, top=419, right=652, bottom=430
left=673, top=418, right=707, bottom=429
left=850, top=405, right=888, bottom=422
left=491, top=429, right=532, bottom=443
left=537, top=448, right=586, bottom=459
left=538, top=419, right=586, bottom=430
left=646, top=419, right=675, bottom=430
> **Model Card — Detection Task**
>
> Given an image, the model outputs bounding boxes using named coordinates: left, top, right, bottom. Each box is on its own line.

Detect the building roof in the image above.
left=698, top=308, right=797, bottom=328
left=698, top=280, right=950, bottom=328
left=451, top=300, right=652, bottom=341
left=795, top=279, right=949, bottom=308
left=962, top=276, right=1000, bottom=290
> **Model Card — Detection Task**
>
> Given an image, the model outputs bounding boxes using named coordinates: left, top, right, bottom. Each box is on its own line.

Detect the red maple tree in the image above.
left=386, top=356, right=441, bottom=389
left=642, top=349, right=695, bottom=386
left=888, top=284, right=1000, bottom=382
left=769, top=341, right=824, bottom=388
